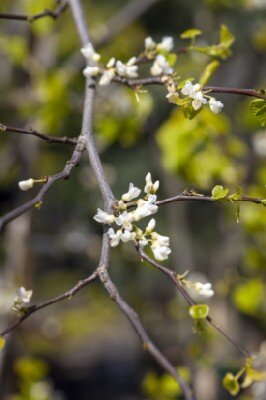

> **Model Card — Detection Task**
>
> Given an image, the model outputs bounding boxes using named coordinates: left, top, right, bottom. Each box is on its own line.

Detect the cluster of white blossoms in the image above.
left=94, top=173, right=172, bottom=261
left=144, top=36, right=174, bottom=76
left=181, top=81, right=224, bottom=113
left=179, top=274, right=214, bottom=298
left=12, top=286, right=33, bottom=315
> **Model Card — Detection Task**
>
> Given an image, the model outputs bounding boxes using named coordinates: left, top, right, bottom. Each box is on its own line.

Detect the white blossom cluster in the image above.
left=166, top=79, right=224, bottom=114
left=144, top=36, right=174, bottom=76
left=180, top=276, right=214, bottom=298
left=12, top=286, right=33, bottom=315
left=94, top=173, right=172, bottom=261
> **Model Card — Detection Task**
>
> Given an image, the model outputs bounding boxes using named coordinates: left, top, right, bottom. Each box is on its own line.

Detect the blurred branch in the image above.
left=0, top=270, right=98, bottom=337
left=136, top=246, right=251, bottom=358
left=156, top=193, right=265, bottom=206
left=112, top=76, right=266, bottom=100
left=0, top=134, right=85, bottom=233
left=98, top=256, right=195, bottom=400
left=94, top=0, right=162, bottom=48
left=0, top=0, right=68, bottom=23
left=0, top=124, right=77, bottom=146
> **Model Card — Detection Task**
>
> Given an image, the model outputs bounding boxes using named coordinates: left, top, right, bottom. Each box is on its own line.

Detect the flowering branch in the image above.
left=155, top=193, right=264, bottom=206
left=0, top=0, right=68, bottom=23
left=0, top=124, right=77, bottom=146
left=0, top=134, right=86, bottom=232
left=0, top=270, right=98, bottom=337
left=112, top=76, right=266, bottom=100
left=136, top=246, right=251, bottom=359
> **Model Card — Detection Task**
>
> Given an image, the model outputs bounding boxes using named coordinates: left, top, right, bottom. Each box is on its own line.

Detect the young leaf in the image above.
left=180, top=29, right=202, bottom=40
left=200, top=60, right=220, bottom=86
left=250, top=99, right=266, bottom=126
left=189, top=304, right=209, bottom=319
left=0, top=337, right=5, bottom=350
left=229, top=186, right=242, bottom=201
left=211, top=185, right=229, bottom=200
left=223, top=373, right=240, bottom=396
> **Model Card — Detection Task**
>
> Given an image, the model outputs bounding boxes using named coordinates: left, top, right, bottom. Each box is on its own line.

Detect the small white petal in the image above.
left=145, top=36, right=156, bottom=50
left=18, top=178, right=34, bottom=191
left=83, top=66, right=100, bottom=77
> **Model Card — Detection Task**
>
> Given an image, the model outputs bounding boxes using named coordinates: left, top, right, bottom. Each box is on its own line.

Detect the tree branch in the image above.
left=97, top=256, right=195, bottom=400
left=0, top=134, right=85, bottom=233
left=155, top=193, right=264, bottom=206
left=0, top=0, right=68, bottom=23
left=0, top=124, right=77, bottom=146
left=136, top=246, right=251, bottom=359
left=112, top=76, right=266, bottom=100
left=0, top=270, right=98, bottom=337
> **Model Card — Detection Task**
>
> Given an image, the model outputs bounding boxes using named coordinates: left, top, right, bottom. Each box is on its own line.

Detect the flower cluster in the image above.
left=94, top=173, right=172, bottom=261
left=181, top=81, right=224, bottom=113
left=12, top=286, right=33, bottom=315
left=179, top=274, right=214, bottom=298
left=144, top=36, right=174, bottom=76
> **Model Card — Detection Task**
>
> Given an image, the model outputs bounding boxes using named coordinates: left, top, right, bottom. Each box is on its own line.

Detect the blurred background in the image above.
left=0, top=0, right=265, bottom=399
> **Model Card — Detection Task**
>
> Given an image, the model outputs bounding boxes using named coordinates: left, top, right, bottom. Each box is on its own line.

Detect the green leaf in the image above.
left=250, top=99, right=266, bottom=126
left=261, top=199, right=266, bottom=206
left=191, top=25, right=235, bottom=60
left=0, top=337, right=5, bottom=350
left=199, top=60, right=220, bottom=86
left=223, top=373, right=240, bottom=396
left=165, top=52, right=177, bottom=67
left=229, top=185, right=243, bottom=201
left=189, top=304, right=209, bottom=319
left=180, top=29, right=202, bottom=40
left=211, top=185, right=229, bottom=199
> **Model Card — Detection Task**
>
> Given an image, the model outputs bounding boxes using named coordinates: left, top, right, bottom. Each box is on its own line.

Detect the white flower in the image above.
left=194, top=282, right=214, bottom=298
left=157, top=36, right=174, bottom=52
left=121, top=229, right=135, bottom=242
left=166, top=92, right=179, bottom=103
left=144, top=172, right=159, bottom=194
left=139, top=237, right=149, bottom=247
left=106, top=57, right=116, bottom=68
left=145, top=36, right=156, bottom=50
left=108, top=228, right=122, bottom=247
left=18, top=178, right=34, bottom=191
left=151, top=242, right=171, bottom=261
left=116, top=60, right=138, bottom=78
left=181, top=81, right=195, bottom=97
left=99, top=69, right=116, bottom=86
left=209, top=98, right=224, bottom=114
left=115, top=211, right=134, bottom=230
left=122, top=183, right=141, bottom=202
left=146, top=218, right=156, bottom=233
left=151, top=232, right=170, bottom=247
left=150, top=55, right=173, bottom=76
left=191, top=91, right=207, bottom=110
left=80, top=43, right=100, bottom=62
left=94, top=208, right=115, bottom=224
left=133, top=196, right=158, bottom=221
left=83, top=66, right=100, bottom=77
left=15, top=287, right=32, bottom=304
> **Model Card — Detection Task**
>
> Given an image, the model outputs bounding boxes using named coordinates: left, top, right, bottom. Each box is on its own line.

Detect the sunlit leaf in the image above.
left=211, top=185, right=229, bottom=199
left=250, top=99, right=266, bottom=127
left=189, top=304, right=209, bottom=319
left=181, top=29, right=202, bottom=40
left=200, top=60, right=220, bottom=86
left=223, top=373, right=240, bottom=396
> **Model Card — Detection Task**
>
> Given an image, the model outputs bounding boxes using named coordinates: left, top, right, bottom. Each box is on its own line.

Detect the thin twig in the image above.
left=0, top=0, right=68, bottom=23
left=0, top=134, right=86, bottom=233
left=0, top=124, right=77, bottom=146
left=155, top=194, right=264, bottom=206
left=97, top=255, right=195, bottom=400
left=0, top=270, right=98, bottom=337
left=112, top=76, right=266, bottom=100
left=136, top=247, right=251, bottom=359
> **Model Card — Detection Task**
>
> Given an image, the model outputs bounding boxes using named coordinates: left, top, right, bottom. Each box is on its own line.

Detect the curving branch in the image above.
left=97, top=256, right=195, bottom=400
left=112, top=76, right=266, bottom=100
left=0, top=124, right=77, bottom=146
left=0, top=134, right=85, bottom=233
left=0, top=270, right=98, bottom=337
left=136, top=246, right=251, bottom=359
left=155, top=193, right=265, bottom=206
left=0, top=0, right=68, bottom=23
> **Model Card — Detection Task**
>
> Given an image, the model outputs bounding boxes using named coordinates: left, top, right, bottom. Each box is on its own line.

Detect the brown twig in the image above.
left=155, top=193, right=264, bottom=206
left=0, top=0, right=68, bottom=23
left=0, top=134, right=86, bottom=233
left=136, top=246, right=251, bottom=359
left=0, top=124, right=77, bottom=146
left=0, top=270, right=98, bottom=337
left=112, top=76, right=266, bottom=100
